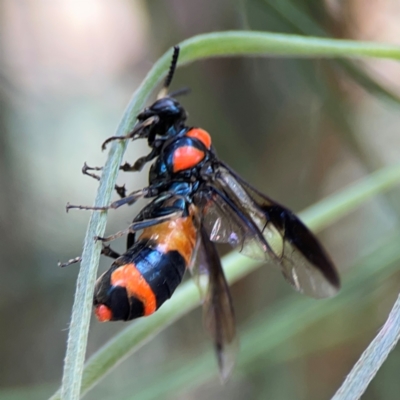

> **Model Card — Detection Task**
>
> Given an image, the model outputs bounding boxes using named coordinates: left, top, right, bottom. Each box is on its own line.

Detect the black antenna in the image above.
left=164, top=46, right=180, bottom=89
left=168, top=86, right=191, bottom=98
left=157, top=46, right=180, bottom=99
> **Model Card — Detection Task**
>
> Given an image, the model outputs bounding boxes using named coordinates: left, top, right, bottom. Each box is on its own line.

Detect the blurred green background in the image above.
left=2, top=1, right=400, bottom=399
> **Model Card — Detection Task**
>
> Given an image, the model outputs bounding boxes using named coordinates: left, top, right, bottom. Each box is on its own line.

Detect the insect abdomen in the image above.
left=94, top=214, right=197, bottom=322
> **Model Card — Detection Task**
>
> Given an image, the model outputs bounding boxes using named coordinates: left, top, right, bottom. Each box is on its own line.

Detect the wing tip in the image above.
left=216, top=339, right=239, bottom=384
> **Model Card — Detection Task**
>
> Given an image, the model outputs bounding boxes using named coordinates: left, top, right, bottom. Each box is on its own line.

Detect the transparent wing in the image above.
left=195, top=187, right=278, bottom=262
left=188, top=225, right=238, bottom=381
left=197, top=163, right=340, bottom=299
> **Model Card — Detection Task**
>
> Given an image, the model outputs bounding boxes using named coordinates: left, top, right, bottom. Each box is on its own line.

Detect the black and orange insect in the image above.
left=69, top=46, right=340, bottom=380
left=93, top=194, right=199, bottom=322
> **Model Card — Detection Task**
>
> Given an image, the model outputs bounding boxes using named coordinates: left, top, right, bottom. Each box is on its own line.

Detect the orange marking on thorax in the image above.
left=111, top=264, right=157, bottom=316
left=186, top=128, right=212, bottom=149
left=172, top=146, right=205, bottom=173
left=139, top=211, right=197, bottom=265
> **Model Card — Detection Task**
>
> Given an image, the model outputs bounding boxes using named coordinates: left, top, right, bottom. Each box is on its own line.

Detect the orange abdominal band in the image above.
left=111, top=263, right=157, bottom=316
left=139, top=215, right=197, bottom=265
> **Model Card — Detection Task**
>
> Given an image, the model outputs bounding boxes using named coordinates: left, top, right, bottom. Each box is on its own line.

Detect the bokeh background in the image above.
left=2, top=1, right=400, bottom=399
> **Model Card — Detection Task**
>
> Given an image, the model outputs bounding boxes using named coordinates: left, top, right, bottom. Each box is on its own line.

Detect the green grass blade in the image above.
left=300, top=163, right=400, bottom=232
left=177, top=31, right=400, bottom=61
left=57, top=48, right=175, bottom=400
left=332, top=287, right=400, bottom=398
left=261, top=0, right=400, bottom=104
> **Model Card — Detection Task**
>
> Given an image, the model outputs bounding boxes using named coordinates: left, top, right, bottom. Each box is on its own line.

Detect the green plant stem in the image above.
left=56, top=31, right=400, bottom=400
left=331, top=295, right=400, bottom=400
left=178, top=31, right=400, bottom=61
left=58, top=47, right=171, bottom=400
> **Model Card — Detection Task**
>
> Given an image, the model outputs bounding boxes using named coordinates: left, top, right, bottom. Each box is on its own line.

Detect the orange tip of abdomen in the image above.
left=95, top=304, right=113, bottom=322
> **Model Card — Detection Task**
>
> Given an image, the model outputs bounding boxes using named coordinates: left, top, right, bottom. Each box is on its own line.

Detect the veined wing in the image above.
left=197, top=163, right=340, bottom=299
left=188, top=223, right=238, bottom=382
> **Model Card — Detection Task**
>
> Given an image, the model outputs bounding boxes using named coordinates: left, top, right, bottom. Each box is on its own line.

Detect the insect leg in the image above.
left=101, top=115, right=160, bottom=151
left=58, top=243, right=121, bottom=269
left=66, top=185, right=158, bottom=212
left=105, top=180, right=169, bottom=210
left=82, top=162, right=127, bottom=199
left=120, top=146, right=160, bottom=173
left=101, top=244, right=121, bottom=259
left=82, top=162, right=102, bottom=181
left=96, top=208, right=184, bottom=243
left=58, top=256, right=82, bottom=268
